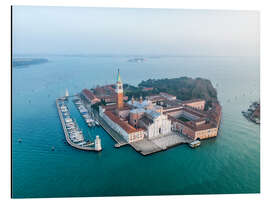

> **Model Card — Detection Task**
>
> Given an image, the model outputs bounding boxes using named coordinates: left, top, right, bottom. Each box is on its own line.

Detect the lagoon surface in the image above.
left=12, top=55, right=260, bottom=198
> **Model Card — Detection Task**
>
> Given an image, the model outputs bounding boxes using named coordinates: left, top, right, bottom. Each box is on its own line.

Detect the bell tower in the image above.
left=116, top=69, right=124, bottom=109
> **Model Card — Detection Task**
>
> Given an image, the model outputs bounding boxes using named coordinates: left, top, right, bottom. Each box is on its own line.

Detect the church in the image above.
left=99, top=69, right=172, bottom=143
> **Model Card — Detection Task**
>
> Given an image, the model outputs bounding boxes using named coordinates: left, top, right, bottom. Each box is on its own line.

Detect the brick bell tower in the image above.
left=116, top=69, right=124, bottom=109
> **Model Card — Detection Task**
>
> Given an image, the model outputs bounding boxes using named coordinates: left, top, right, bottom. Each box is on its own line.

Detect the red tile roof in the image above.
left=253, top=105, right=260, bottom=118
left=104, top=110, right=144, bottom=134
left=167, top=102, right=221, bottom=132
left=104, top=103, right=132, bottom=111
left=164, top=106, right=206, bottom=118
left=207, top=102, right=222, bottom=125
left=181, top=99, right=205, bottom=104
left=82, top=89, right=99, bottom=101
left=168, top=115, right=215, bottom=131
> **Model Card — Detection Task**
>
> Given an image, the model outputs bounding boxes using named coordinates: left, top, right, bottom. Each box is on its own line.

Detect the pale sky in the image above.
left=12, top=6, right=259, bottom=56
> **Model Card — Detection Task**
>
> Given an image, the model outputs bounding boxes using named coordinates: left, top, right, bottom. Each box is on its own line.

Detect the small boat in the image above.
left=85, top=118, right=91, bottom=123
left=65, top=118, right=73, bottom=123
left=189, top=140, right=201, bottom=148
left=83, top=114, right=90, bottom=118
left=18, top=138, right=22, bottom=143
left=51, top=146, right=55, bottom=151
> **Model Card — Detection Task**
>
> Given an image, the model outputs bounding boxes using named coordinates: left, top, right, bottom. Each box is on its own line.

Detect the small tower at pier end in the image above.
left=65, top=88, right=69, bottom=97
left=116, top=69, right=124, bottom=109
left=95, top=135, right=102, bottom=151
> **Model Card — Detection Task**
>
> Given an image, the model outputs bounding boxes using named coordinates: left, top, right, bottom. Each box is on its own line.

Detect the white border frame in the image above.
left=1, top=1, right=269, bottom=203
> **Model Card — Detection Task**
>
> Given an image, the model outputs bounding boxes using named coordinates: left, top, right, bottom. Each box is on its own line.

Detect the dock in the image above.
left=56, top=98, right=99, bottom=151
left=130, top=133, right=193, bottom=156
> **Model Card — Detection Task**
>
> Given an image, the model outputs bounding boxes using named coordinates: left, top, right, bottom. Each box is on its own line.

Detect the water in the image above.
left=12, top=55, right=260, bottom=198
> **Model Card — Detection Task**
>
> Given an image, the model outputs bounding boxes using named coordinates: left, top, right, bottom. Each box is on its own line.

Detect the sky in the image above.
left=12, top=6, right=259, bottom=56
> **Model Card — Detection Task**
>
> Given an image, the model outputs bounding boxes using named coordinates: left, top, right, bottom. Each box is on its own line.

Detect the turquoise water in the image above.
left=12, top=55, right=260, bottom=198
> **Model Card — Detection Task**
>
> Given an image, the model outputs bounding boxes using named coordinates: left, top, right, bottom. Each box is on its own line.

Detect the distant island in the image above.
left=123, top=77, right=218, bottom=110
left=12, top=58, right=49, bottom=67
left=127, top=58, right=145, bottom=63
left=242, top=101, right=260, bottom=124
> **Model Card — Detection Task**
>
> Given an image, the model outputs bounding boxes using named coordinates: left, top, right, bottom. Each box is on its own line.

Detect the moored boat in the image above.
left=189, top=140, right=201, bottom=148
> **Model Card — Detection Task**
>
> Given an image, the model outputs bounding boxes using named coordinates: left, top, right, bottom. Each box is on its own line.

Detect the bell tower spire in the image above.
left=115, top=68, right=124, bottom=109
left=117, top=68, right=122, bottom=83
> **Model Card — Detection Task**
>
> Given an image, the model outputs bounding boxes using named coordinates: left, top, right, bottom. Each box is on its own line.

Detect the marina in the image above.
left=56, top=97, right=102, bottom=152
left=73, top=97, right=100, bottom=128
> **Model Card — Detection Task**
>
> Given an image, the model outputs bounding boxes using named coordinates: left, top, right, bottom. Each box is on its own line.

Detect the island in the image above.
left=127, top=57, right=145, bottom=63
left=242, top=101, right=260, bottom=124
left=56, top=69, right=222, bottom=155
left=12, top=58, right=49, bottom=67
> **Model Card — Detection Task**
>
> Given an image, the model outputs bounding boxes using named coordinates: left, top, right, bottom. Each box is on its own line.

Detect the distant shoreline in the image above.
left=12, top=58, right=49, bottom=67
left=12, top=54, right=256, bottom=58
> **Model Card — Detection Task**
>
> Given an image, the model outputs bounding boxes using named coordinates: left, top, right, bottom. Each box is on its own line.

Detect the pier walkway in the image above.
left=56, top=98, right=97, bottom=151
left=131, top=133, right=193, bottom=156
